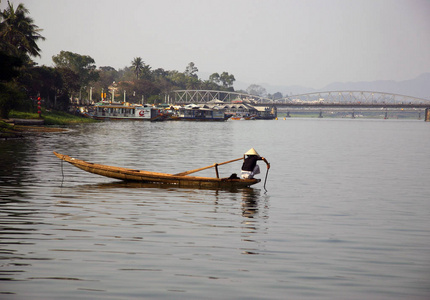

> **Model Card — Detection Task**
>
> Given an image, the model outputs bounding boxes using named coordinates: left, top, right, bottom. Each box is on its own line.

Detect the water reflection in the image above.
left=0, top=139, right=35, bottom=200
left=67, top=181, right=261, bottom=194
left=240, top=188, right=261, bottom=218
left=239, top=188, right=269, bottom=255
left=0, top=202, right=49, bottom=282
left=0, top=139, right=46, bottom=282
left=55, top=180, right=270, bottom=256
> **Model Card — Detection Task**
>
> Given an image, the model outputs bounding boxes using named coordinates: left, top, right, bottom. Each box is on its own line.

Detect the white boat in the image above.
left=88, top=102, right=166, bottom=121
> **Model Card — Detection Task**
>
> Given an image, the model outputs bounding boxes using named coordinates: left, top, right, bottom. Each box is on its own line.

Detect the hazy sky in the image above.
left=3, top=0, right=430, bottom=89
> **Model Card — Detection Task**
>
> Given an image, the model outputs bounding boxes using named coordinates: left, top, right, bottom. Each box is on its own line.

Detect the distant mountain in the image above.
left=234, top=81, right=316, bottom=96
left=236, top=73, right=430, bottom=100
left=322, top=73, right=430, bottom=100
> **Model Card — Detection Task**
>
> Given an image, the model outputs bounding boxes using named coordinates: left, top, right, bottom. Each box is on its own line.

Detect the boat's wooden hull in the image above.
left=53, top=152, right=260, bottom=188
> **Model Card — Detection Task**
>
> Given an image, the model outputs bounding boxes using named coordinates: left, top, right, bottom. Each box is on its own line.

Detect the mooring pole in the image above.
left=37, top=96, right=41, bottom=118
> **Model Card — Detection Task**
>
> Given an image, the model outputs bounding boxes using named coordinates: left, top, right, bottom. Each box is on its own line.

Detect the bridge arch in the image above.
left=275, top=91, right=430, bottom=105
left=167, top=90, right=430, bottom=105
left=167, top=90, right=272, bottom=104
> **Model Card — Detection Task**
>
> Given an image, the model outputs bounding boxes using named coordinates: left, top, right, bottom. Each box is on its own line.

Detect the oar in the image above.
left=174, top=157, right=243, bottom=176
left=263, top=168, right=270, bottom=192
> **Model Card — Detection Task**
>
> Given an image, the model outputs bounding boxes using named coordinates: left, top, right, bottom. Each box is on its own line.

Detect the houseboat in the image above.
left=174, top=104, right=228, bottom=121
left=206, top=100, right=277, bottom=120
left=88, top=102, right=166, bottom=121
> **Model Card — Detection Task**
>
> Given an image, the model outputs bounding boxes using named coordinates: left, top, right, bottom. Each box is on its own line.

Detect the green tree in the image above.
left=131, top=57, right=144, bottom=80
left=0, top=51, right=22, bottom=81
left=152, top=68, right=168, bottom=79
left=0, top=2, right=45, bottom=117
left=18, top=66, right=62, bottom=109
left=52, top=51, right=99, bottom=102
left=200, top=79, right=220, bottom=90
left=167, top=70, right=187, bottom=89
left=152, top=68, right=173, bottom=94
left=133, top=79, right=160, bottom=103
left=52, top=51, right=98, bottom=84
left=117, top=81, right=133, bottom=102
left=55, top=67, right=80, bottom=98
left=0, top=52, right=24, bottom=118
left=95, top=66, right=119, bottom=101
left=118, top=66, right=135, bottom=82
left=0, top=81, right=26, bottom=119
left=0, top=1, right=45, bottom=62
left=140, top=64, right=152, bottom=80
left=130, top=57, right=152, bottom=80
left=219, top=72, right=235, bottom=88
left=186, top=76, right=200, bottom=89
left=209, top=73, right=220, bottom=84
left=184, top=62, right=198, bottom=78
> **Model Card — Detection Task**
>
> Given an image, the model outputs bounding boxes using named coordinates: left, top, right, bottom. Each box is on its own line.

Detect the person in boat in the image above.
left=241, top=148, right=270, bottom=179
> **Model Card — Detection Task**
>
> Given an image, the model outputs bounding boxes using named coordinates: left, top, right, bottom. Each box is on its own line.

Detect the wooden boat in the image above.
left=53, top=152, right=260, bottom=188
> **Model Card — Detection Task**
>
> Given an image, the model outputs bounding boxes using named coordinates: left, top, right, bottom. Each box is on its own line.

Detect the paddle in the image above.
left=263, top=168, right=270, bottom=192
left=174, top=157, right=243, bottom=176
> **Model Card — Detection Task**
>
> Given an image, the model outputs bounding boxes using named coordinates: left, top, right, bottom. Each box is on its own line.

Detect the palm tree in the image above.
left=131, top=57, right=144, bottom=80
left=0, top=1, right=45, bottom=60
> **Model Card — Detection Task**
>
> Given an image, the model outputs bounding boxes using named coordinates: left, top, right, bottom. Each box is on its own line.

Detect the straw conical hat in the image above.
left=245, top=148, right=260, bottom=156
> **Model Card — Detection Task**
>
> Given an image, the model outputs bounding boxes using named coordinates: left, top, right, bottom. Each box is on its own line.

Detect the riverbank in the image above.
left=0, top=110, right=96, bottom=139
left=9, top=110, right=97, bottom=125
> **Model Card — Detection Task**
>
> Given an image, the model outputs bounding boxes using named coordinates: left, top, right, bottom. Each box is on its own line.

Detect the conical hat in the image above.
left=245, top=148, right=260, bottom=156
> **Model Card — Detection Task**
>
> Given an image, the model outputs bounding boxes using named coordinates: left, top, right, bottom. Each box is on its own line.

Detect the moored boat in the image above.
left=172, top=104, right=228, bottom=121
left=229, top=114, right=256, bottom=120
left=86, top=102, right=167, bottom=121
left=161, top=105, right=227, bottom=121
left=53, top=152, right=260, bottom=188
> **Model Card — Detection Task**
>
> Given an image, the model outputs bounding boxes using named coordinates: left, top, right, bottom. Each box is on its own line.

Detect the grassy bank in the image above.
left=1, top=109, right=96, bottom=139
left=9, top=109, right=97, bottom=125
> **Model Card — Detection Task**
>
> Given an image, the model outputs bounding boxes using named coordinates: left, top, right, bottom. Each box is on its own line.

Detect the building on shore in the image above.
left=196, top=99, right=277, bottom=120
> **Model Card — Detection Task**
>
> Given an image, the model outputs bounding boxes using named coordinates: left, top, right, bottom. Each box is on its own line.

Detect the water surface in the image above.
left=1, top=119, right=429, bottom=299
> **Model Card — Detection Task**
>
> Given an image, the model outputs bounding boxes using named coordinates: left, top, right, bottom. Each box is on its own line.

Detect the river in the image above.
left=1, top=119, right=429, bottom=299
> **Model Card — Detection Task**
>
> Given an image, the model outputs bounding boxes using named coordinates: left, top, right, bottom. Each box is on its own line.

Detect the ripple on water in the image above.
left=1, top=120, right=430, bottom=299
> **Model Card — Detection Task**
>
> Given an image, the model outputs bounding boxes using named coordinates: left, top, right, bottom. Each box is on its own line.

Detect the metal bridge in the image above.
left=167, top=90, right=430, bottom=108
left=167, top=90, right=272, bottom=104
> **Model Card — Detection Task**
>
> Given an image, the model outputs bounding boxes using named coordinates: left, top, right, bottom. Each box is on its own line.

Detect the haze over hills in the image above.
left=235, top=73, right=430, bottom=100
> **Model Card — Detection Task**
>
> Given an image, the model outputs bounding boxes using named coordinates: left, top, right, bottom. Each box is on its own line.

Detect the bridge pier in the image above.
left=425, top=108, right=430, bottom=122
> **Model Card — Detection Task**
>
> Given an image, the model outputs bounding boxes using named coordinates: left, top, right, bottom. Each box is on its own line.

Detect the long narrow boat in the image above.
left=53, top=152, right=260, bottom=188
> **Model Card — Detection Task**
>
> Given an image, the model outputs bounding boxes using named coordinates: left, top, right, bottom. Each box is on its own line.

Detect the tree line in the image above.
left=0, top=2, right=240, bottom=118
left=1, top=2, right=283, bottom=119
